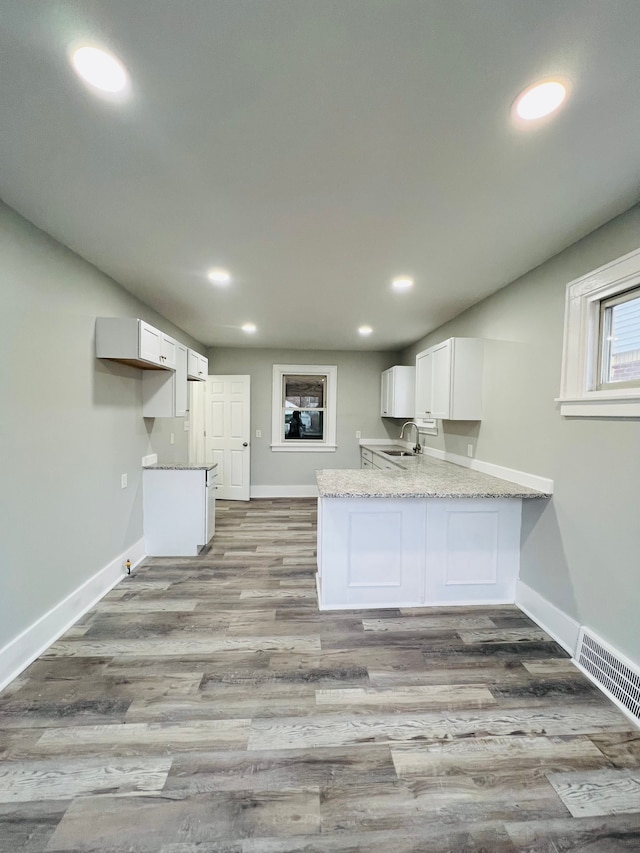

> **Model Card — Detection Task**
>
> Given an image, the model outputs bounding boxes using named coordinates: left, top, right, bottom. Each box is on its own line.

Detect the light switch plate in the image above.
left=256, top=429, right=262, bottom=438
left=121, top=473, right=128, bottom=489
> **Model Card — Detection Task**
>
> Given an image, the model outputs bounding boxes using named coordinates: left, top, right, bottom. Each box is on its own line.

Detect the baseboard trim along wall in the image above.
left=421, top=446, right=554, bottom=494
left=250, top=485, right=319, bottom=498
left=0, top=539, right=146, bottom=693
left=515, top=579, right=580, bottom=655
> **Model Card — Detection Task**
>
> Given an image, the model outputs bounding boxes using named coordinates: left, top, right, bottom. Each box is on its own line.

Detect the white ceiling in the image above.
left=2, top=1, right=640, bottom=351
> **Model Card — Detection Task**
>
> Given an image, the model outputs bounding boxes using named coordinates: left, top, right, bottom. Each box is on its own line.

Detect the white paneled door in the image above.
left=206, top=375, right=251, bottom=501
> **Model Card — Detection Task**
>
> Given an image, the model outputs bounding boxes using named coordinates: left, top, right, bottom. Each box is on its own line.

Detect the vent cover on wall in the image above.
left=576, top=627, right=640, bottom=727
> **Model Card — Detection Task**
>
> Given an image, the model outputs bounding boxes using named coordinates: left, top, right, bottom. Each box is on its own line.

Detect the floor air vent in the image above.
left=576, top=627, right=640, bottom=727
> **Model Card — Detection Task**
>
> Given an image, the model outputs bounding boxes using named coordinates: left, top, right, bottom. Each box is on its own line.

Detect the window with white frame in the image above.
left=558, top=247, right=640, bottom=417
left=271, top=364, right=337, bottom=451
left=597, top=287, right=640, bottom=389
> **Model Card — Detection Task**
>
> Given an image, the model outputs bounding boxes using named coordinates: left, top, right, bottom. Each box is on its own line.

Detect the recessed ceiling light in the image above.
left=358, top=325, right=373, bottom=336
left=392, top=276, right=414, bottom=291
left=513, top=79, right=568, bottom=121
left=70, top=46, right=129, bottom=95
left=207, top=268, right=232, bottom=285
left=242, top=323, right=257, bottom=334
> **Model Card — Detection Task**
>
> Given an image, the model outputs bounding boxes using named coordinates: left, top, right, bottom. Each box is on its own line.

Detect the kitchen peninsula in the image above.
left=315, top=447, right=550, bottom=610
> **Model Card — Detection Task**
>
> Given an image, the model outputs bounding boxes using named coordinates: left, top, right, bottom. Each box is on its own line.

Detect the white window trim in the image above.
left=271, top=364, right=338, bottom=451
left=557, top=247, right=640, bottom=418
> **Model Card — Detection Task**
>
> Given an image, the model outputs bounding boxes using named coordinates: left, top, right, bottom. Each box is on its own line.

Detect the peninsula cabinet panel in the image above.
left=318, top=498, right=426, bottom=609
left=425, top=498, right=521, bottom=604
left=316, top=495, right=522, bottom=610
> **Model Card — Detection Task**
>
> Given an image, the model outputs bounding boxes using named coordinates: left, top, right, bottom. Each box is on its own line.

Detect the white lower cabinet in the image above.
left=143, top=467, right=217, bottom=556
left=316, top=495, right=521, bottom=609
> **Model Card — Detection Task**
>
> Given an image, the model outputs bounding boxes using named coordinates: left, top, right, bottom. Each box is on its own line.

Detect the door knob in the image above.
left=242, top=442, right=248, bottom=447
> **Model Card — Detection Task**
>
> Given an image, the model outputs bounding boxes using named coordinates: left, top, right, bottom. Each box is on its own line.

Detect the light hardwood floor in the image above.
left=1, top=498, right=639, bottom=851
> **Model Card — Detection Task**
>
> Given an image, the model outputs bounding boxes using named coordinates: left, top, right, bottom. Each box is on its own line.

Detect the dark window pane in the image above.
left=284, top=410, right=324, bottom=440
left=284, top=375, right=325, bottom=408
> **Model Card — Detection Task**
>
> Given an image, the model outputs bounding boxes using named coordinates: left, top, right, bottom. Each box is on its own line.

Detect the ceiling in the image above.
left=1, top=1, right=640, bottom=351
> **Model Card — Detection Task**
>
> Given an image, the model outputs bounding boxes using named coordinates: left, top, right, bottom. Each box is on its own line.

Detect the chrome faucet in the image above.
left=400, top=421, right=421, bottom=454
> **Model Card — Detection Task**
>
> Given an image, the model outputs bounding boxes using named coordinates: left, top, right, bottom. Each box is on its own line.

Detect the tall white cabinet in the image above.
left=381, top=366, right=415, bottom=417
left=415, top=337, right=483, bottom=421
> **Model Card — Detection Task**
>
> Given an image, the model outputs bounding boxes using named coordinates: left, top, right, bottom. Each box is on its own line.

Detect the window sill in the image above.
left=556, top=394, right=640, bottom=418
left=271, top=444, right=337, bottom=452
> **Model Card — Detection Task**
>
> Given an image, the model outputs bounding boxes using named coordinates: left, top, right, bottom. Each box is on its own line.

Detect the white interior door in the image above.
left=206, top=375, right=251, bottom=501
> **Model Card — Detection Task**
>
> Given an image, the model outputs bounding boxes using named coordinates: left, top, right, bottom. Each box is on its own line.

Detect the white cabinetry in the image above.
left=143, top=466, right=217, bottom=556
left=415, top=349, right=433, bottom=420
left=317, top=495, right=521, bottom=609
left=142, top=343, right=188, bottom=417
left=96, top=318, right=177, bottom=370
left=381, top=366, right=415, bottom=417
left=188, top=349, right=208, bottom=381
left=415, top=337, right=483, bottom=421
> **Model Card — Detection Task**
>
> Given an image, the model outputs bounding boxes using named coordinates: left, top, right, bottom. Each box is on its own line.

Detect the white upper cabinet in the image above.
left=415, top=349, right=433, bottom=421
left=187, top=348, right=208, bottom=381
left=96, top=318, right=177, bottom=370
left=415, top=337, right=483, bottom=421
left=381, top=366, right=415, bottom=417
left=142, top=343, right=188, bottom=418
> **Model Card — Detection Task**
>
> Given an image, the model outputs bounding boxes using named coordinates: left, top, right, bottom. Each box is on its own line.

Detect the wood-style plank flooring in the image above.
left=2, top=498, right=640, bottom=851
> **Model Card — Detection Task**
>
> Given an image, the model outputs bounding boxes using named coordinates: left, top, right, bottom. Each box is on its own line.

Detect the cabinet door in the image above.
left=198, top=354, right=208, bottom=379
left=188, top=349, right=199, bottom=378
left=415, top=349, right=433, bottom=419
left=381, top=370, right=391, bottom=416
left=431, top=341, right=452, bottom=419
left=139, top=321, right=162, bottom=365
left=160, top=334, right=177, bottom=370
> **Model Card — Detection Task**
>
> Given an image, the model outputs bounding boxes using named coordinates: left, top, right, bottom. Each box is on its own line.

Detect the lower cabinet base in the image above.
left=316, top=496, right=522, bottom=610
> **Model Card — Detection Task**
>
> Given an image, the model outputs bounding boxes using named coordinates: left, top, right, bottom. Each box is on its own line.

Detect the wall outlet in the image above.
left=355, top=430, right=361, bottom=439
left=121, top=473, right=128, bottom=489
left=170, top=432, right=175, bottom=445
left=467, top=444, right=473, bottom=458
left=256, top=429, right=262, bottom=438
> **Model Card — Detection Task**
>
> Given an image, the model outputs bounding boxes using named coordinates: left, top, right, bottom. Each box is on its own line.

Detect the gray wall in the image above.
left=208, top=348, right=402, bottom=486
left=402, top=204, right=640, bottom=665
left=0, top=201, right=204, bottom=651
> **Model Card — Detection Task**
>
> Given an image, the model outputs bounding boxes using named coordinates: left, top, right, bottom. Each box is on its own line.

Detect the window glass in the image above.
left=283, top=375, right=326, bottom=440
left=599, top=289, right=640, bottom=388
left=271, top=364, right=337, bottom=450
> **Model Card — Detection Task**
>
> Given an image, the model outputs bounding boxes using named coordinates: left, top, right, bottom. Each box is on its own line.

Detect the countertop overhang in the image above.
left=316, top=452, right=550, bottom=499
left=143, top=463, right=218, bottom=471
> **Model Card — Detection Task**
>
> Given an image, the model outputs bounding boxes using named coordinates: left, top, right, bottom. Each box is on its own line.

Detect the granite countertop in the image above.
left=143, top=463, right=217, bottom=471
left=316, top=452, right=550, bottom=499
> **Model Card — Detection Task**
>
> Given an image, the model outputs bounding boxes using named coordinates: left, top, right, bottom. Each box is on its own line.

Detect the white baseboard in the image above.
left=421, top=446, right=554, bottom=494
left=0, top=539, right=146, bottom=693
left=515, top=579, right=580, bottom=655
left=250, top=485, right=319, bottom=498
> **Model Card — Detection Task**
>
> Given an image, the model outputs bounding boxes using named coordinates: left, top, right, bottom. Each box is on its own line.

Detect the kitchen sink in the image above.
left=382, top=449, right=415, bottom=457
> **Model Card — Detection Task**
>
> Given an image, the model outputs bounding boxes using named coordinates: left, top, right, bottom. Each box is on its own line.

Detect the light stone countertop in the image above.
left=316, top=451, right=550, bottom=499
left=143, top=463, right=217, bottom=471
